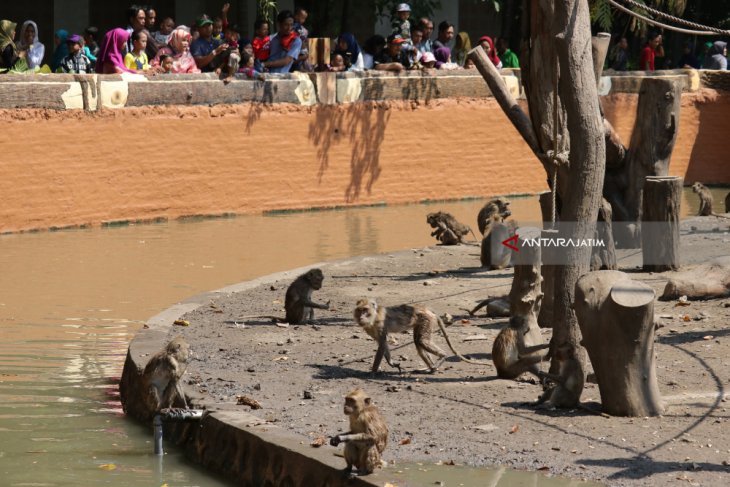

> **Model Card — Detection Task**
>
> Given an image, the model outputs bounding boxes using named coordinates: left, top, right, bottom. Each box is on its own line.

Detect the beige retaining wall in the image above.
left=0, top=70, right=728, bottom=234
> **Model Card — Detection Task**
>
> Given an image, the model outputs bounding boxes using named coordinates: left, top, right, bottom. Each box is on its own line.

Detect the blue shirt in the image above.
left=267, top=33, right=302, bottom=73
left=190, top=36, right=221, bottom=71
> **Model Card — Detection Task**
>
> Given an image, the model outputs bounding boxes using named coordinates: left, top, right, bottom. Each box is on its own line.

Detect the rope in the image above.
left=550, top=56, right=559, bottom=227
left=618, top=0, right=730, bottom=35
left=607, top=0, right=728, bottom=36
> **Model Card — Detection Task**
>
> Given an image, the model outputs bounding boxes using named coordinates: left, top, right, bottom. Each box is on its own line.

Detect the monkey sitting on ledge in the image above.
left=330, top=388, right=388, bottom=476
left=141, top=336, right=190, bottom=418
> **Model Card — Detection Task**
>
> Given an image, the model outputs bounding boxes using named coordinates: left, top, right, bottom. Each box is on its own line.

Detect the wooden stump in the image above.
left=591, top=33, right=611, bottom=84
left=660, top=257, right=730, bottom=300
left=575, top=271, right=663, bottom=416
left=538, top=228, right=558, bottom=328
left=642, top=176, right=682, bottom=272
left=509, top=227, right=543, bottom=333
left=481, top=222, right=513, bottom=270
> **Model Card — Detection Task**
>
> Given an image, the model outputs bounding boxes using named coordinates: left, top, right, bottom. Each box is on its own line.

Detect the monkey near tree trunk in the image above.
left=535, top=342, right=584, bottom=408
left=141, top=336, right=190, bottom=418
left=285, top=268, right=330, bottom=324
left=330, top=389, right=388, bottom=475
left=491, top=316, right=549, bottom=380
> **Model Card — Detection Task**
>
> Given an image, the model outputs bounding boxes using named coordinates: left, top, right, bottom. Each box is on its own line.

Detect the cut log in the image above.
left=575, top=271, right=664, bottom=416
left=622, top=78, right=682, bottom=247
left=591, top=198, right=618, bottom=271
left=660, top=257, right=730, bottom=300
left=591, top=33, right=611, bottom=85
left=642, top=176, right=682, bottom=272
left=509, top=227, right=543, bottom=333
left=480, top=222, right=513, bottom=270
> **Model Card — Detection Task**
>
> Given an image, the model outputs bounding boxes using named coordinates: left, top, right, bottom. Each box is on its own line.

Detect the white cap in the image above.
left=396, top=3, right=411, bottom=12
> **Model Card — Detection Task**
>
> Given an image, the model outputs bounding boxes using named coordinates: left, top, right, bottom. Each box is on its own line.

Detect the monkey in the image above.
left=534, top=342, right=584, bottom=409
left=477, top=197, right=511, bottom=235
left=692, top=182, right=730, bottom=219
left=491, top=316, right=550, bottom=380
left=426, top=211, right=476, bottom=245
left=468, top=295, right=510, bottom=317
left=141, top=336, right=190, bottom=415
left=285, top=268, right=330, bottom=324
left=330, top=388, right=388, bottom=476
left=354, top=298, right=490, bottom=374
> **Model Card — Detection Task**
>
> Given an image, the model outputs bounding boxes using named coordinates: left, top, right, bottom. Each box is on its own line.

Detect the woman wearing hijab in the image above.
left=452, top=31, right=471, bottom=67
left=434, top=46, right=459, bottom=70
left=17, top=20, right=44, bottom=69
left=0, top=20, right=23, bottom=72
left=477, top=35, right=502, bottom=69
left=334, top=33, right=364, bottom=71
left=96, top=28, right=136, bottom=74
left=151, top=26, right=200, bottom=73
left=705, top=41, right=728, bottom=70
left=51, top=29, right=69, bottom=72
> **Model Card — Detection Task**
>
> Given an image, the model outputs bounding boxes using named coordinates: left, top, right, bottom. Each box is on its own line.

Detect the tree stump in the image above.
left=642, top=176, right=682, bottom=272
left=660, top=257, right=730, bottom=300
left=509, top=228, right=543, bottom=339
left=622, top=78, right=682, bottom=247
left=575, top=271, right=663, bottom=416
left=481, top=222, right=513, bottom=270
left=538, top=228, right=558, bottom=328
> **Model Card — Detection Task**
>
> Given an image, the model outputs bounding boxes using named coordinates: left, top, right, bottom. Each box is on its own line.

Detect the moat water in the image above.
left=0, top=189, right=723, bottom=486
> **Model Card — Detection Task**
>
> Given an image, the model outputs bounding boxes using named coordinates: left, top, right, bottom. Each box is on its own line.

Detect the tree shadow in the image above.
left=308, top=362, right=498, bottom=384
left=244, top=79, right=276, bottom=134
left=657, top=327, right=730, bottom=345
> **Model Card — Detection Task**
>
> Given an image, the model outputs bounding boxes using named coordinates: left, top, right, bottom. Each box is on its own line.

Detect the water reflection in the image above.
left=0, top=189, right=724, bottom=485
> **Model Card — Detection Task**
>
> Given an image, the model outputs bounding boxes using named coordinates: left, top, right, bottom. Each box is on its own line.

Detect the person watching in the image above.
left=432, top=21, right=454, bottom=51
left=263, top=10, right=301, bottom=74
left=191, top=17, right=228, bottom=73
left=374, top=34, right=411, bottom=72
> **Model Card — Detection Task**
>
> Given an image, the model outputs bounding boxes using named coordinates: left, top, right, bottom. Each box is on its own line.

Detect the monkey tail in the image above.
left=436, top=317, right=491, bottom=366
left=469, top=227, right=479, bottom=242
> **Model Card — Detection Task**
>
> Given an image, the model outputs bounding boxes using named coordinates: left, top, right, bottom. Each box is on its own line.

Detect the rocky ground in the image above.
left=167, top=216, right=730, bottom=487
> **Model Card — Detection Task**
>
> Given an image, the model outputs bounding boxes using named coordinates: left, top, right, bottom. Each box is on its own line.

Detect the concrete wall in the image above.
left=0, top=70, right=728, bottom=234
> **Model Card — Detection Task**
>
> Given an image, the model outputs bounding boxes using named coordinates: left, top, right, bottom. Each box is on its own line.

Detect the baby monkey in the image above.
left=141, top=336, right=190, bottom=416
left=354, top=298, right=489, bottom=374
left=285, top=268, right=330, bottom=324
left=492, top=316, right=549, bottom=380
left=535, top=342, right=584, bottom=409
left=330, top=388, right=388, bottom=475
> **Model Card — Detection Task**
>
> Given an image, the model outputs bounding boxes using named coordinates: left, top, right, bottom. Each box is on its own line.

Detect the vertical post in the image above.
left=642, top=176, right=682, bottom=272
left=538, top=228, right=558, bottom=328
left=153, top=414, right=164, bottom=455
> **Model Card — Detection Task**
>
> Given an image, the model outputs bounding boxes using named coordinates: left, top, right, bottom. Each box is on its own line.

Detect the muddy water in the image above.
left=0, top=189, right=723, bottom=486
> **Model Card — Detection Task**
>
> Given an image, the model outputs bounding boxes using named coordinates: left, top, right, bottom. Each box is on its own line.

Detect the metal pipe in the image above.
left=152, top=409, right=205, bottom=456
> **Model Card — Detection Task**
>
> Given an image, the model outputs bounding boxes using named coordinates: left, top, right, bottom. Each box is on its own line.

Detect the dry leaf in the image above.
left=310, top=436, right=327, bottom=447
left=460, top=319, right=471, bottom=325
left=236, top=395, right=262, bottom=409
left=273, top=356, right=288, bottom=362
left=173, top=319, right=190, bottom=326
left=703, top=335, right=713, bottom=340
left=98, top=464, right=117, bottom=471
left=398, top=437, right=411, bottom=445
left=682, top=315, right=691, bottom=322
left=510, top=424, right=520, bottom=434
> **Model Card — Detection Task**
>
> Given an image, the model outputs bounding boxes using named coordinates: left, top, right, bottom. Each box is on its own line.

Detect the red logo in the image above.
left=502, top=234, right=520, bottom=252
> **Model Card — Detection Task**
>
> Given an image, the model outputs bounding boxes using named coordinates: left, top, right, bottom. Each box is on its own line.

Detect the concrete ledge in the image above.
left=119, top=259, right=385, bottom=486
left=0, top=68, right=715, bottom=110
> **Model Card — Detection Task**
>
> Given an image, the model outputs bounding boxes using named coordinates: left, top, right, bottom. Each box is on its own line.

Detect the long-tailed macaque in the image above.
left=692, top=182, right=714, bottom=216
left=426, top=211, right=476, bottom=245
left=330, top=388, right=388, bottom=475
left=535, top=342, right=584, bottom=408
left=354, top=298, right=490, bottom=374
left=477, top=197, right=511, bottom=235
left=492, top=316, right=549, bottom=379
left=285, top=268, right=330, bottom=324
left=142, top=336, right=190, bottom=414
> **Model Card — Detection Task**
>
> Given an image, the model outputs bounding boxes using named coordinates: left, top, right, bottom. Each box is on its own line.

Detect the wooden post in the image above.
left=509, top=227, right=543, bottom=335
left=591, top=33, right=611, bottom=85
left=575, top=271, right=664, bottom=417
left=622, top=78, right=682, bottom=247
left=642, top=176, right=682, bottom=272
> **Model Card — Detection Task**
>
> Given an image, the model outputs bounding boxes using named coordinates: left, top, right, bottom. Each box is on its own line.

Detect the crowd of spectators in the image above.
left=5, top=2, right=725, bottom=79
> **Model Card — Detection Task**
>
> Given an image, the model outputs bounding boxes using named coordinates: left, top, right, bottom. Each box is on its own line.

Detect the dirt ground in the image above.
left=169, top=216, right=730, bottom=487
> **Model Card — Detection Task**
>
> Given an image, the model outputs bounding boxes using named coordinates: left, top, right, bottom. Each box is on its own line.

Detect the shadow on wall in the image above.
left=245, top=80, right=277, bottom=134
left=308, top=102, right=391, bottom=203
left=686, top=93, right=730, bottom=184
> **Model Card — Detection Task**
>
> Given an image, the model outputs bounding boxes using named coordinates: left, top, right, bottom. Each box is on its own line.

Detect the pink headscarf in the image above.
left=96, top=28, right=135, bottom=73
left=152, top=26, right=200, bottom=73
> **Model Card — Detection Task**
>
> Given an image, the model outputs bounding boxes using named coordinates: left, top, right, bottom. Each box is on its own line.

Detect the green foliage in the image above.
left=257, top=0, right=278, bottom=24
left=591, top=0, right=614, bottom=31
left=374, top=0, right=442, bottom=23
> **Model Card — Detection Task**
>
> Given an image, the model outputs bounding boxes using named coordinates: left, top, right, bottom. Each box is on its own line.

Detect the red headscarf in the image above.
left=478, top=35, right=501, bottom=66
left=96, top=28, right=135, bottom=73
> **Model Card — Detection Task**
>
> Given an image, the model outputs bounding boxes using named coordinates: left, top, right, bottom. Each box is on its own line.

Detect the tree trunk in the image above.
left=538, top=228, right=558, bottom=328
left=642, top=176, right=682, bottom=272
left=621, top=78, right=682, bottom=247
left=591, top=198, right=617, bottom=271
left=575, top=271, right=664, bottom=416
left=508, top=227, right=543, bottom=336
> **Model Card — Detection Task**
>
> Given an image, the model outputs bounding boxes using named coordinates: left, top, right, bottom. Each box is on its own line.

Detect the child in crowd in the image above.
left=240, top=52, right=264, bottom=80
left=124, top=31, right=150, bottom=71
left=392, top=3, right=411, bottom=41
left=83, top=27, right=99, bottom=58
left=212, top=17, right=224, bottom=41
left=79, top=36, right=97, bottom=68
left=61, top=34, right=92, bottom=73
left=222, top=24, right=241, bottom=83
left=158, top=53, right=174, bottom=73
left=252, top=18, right=270, bottom=72
left=420, top=51, right=436, bottom=69
left=329, top=53, right=346, bottom=72
left=153, top=17, right=175, bottom=45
